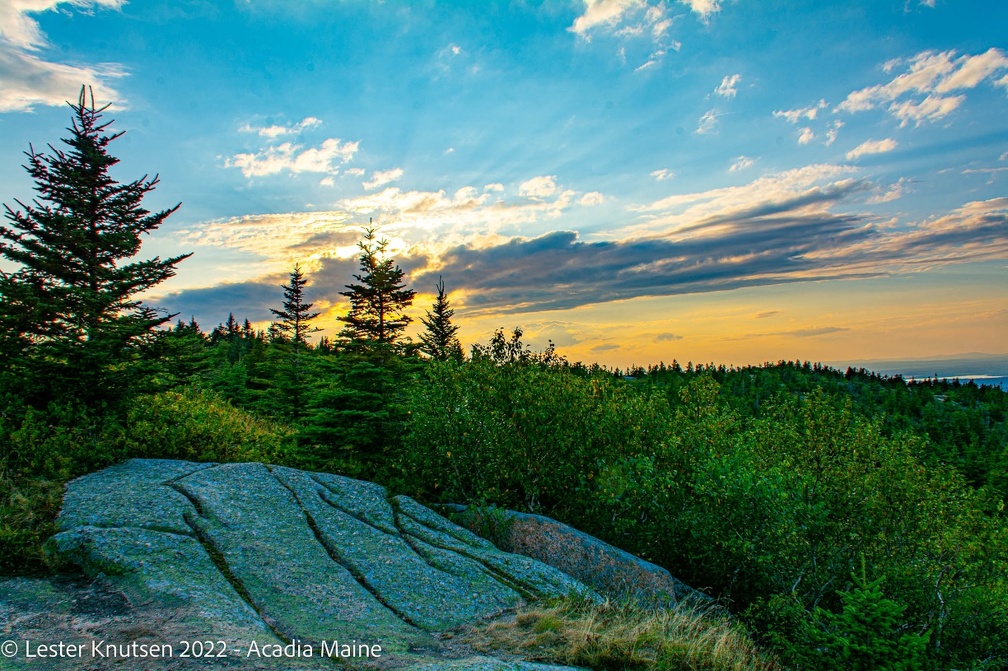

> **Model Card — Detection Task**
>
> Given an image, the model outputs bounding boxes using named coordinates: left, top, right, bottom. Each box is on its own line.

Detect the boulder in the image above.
left=1, top=460, right=596, bottom=670
left=441, top=506, right=706, bottom=608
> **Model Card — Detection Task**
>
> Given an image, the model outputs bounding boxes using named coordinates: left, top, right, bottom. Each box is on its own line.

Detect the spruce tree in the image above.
left=266, top=264, right=320, bottom=421
left=269, top=264, right=320, bottom=348
left=338, top=226, right=415, bottom=345
left=0, top=87, right=190, bottom=409
left=419, top=275, right=462, bottom=360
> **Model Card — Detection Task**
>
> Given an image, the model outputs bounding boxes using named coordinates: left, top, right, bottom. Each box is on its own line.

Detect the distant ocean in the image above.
left=927, top=376, right=1008, bottom=391
left=835, top=354, right=1008, bottom=392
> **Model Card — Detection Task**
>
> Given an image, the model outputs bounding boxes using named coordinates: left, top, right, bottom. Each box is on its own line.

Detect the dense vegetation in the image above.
left=3, top=93, right=1007, bottom=670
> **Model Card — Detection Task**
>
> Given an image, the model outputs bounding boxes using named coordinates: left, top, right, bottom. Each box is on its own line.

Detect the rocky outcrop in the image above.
left=441, top=506, right=705, bottom=608
left=2, top=460, right=596, bottom=670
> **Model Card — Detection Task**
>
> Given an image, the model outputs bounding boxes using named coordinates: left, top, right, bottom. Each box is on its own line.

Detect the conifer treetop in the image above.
left=338, top=226, right=416, bottom=345
left=1, top=86, right=189, bottom=340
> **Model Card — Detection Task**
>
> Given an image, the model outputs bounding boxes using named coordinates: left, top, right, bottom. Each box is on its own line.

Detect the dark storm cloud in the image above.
left=157, top=281, right=279, bottom=329
left=412, top=210, right=877, bottom=313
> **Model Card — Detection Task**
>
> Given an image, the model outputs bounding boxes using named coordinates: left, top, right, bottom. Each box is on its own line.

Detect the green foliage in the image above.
left=0, top=472, right=65, bottom=575
left=203, top=314, right=267, bottom=406
left=0, top=87, right=190, bottom=411
left=782, top=573, right=929, bottom=671
left=262, top=266, right=321, bottom=422
left=125, top=389, right=294, bottom=463
left=644, top=360, right=1008, bottom=502
left=298, top=346, right=420, bottom=478
left=403, top=355, right=669, bottom=514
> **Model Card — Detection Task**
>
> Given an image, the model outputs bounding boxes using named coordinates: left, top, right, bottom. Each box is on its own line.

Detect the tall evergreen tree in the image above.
left=265, top=264, right=320, bottom=421
left=0, top=87, right=190, bottom=408
left=269, top=264, right=320, bottom=347
left=419, top=275, right=462, bottom=360
left=338, top=226, right=415, bottom=345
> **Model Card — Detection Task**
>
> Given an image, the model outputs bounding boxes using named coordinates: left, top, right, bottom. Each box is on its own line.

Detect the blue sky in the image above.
left=1, top=0, right=1006, bottom=369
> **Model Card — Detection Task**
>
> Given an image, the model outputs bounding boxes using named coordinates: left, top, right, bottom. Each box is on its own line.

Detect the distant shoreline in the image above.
left=825, top=354, right=1008, bottom=391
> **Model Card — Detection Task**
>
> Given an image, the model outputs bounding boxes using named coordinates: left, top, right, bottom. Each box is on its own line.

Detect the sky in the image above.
left=1, top=0, right=1006, bottom=372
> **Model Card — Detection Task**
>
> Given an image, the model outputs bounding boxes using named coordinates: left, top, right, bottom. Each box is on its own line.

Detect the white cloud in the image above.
left=837, top=48, right=1008, bottom=126
left=579, top=191, right=606, bottom=206
left=178, top=210, right=356, bottom=267
left=346, top=168, right=365, bottom=177
left=1, top=0, right=125, bottom=51
left=519, top=175, right=559, bottom=198
left=333, top=183, right=579, bottom=245
left=825, top=120, right=843, bottom=146
left=696, top=109, right=719, bottom=134
left=773, top=99, right=827, bottom=124
left=484, top=183, right=505, bottom=192
left=363, top=168, right=404, bottom=191
left=634, top=163, right=859, bottom=220
left=0, top=0, right=126, bottom=112
left=1000, top=152, right=1008, bottom=162
left=798, top=127, right=815, bottom=145
left=569, top=0, right=646, bottom=36
left=0, top=47, right=125, bottom=113
left=651, top=168, right=675, bottom=181
left=634, top=50, right=665, bottom=72
left=241, top=117, right=322, bottom=138
left=714, top=73, right=741, bottom=98
left=568, top=0, right=677, bottom=71
left=225, top=138, right=359, bottom=179
left=846, top=138, right=898, bottom=161
left=339, top=187, right=492, bottom=218
left=729, top=156, right=755, bottom=172
left=678, top=0, right=721, bottom=23
left=935, top=47, right=1008, bottom=91
left=835, top=197, right=1008, bottom=268
left=867, top=178, right=909, bottom=204
left=888, top=94, right=965, bottom=126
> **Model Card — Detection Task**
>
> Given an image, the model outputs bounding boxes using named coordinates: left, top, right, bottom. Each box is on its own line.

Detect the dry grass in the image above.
left=466, top=596, right=777, bottom=671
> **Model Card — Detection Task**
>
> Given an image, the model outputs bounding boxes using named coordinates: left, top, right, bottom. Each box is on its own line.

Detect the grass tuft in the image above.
left=467, top=596, right=777, bottom=671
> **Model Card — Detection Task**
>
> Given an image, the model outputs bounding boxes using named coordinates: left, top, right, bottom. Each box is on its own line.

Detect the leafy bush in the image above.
left=402, top=357, right=669, bottom=515
left=126, top=388, right=294, bottom=463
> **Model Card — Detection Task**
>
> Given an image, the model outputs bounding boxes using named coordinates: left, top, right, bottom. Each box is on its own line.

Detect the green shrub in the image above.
left=126, top=388, right=294, bottom=463
left=401, top=358, right=670, bottom=518
left=778, top=573, right=928, bottom=671
left=0, top=389, right=295, bottom=575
